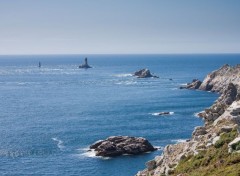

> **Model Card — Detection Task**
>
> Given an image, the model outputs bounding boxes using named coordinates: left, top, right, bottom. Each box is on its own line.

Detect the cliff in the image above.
left=136, top=64, right=240, bottom=176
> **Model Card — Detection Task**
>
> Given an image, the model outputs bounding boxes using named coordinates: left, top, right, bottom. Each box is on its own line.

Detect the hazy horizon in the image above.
left=0, top=0, right=240, bottom=55
left=1, top=53, right=240, bottom=56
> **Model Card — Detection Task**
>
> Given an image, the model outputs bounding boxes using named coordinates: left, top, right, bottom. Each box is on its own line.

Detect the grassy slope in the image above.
left=172, top=129, right=240, bottom=176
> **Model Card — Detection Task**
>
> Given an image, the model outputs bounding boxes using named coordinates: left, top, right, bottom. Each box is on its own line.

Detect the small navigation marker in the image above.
left=39, top=62, right=41, bottom=68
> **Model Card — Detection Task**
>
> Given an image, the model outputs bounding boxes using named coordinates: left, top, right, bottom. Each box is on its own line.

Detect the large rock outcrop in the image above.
left=134, top=69, right=159, bottom=78
left=199, top=64, right=240, bottom=93
left=182, top=64, right=240, bottom=124
left=90, top=136, right=156, bottom=157
left=137, top=64, right=240, bottom=176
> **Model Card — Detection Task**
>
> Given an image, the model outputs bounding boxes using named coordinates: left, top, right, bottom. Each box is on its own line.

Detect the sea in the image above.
left=0, top=54, right=239, bottom=176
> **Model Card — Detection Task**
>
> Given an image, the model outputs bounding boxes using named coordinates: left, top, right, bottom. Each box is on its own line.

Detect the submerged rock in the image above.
left=79, top=57, right=92, bottom=68
left=134, top=69, right=159, bottom=78
left=90, top=136, right=156, bottom=157
left=155, top=112, right=171, bottom=116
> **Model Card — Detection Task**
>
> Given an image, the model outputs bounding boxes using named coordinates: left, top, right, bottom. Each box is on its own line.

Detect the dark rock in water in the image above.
left=134, top=69, right=158, bottom=78
left=156, top=112, right=171, bottom=116
left=90, top=136, right=156, bottom=157
left=90, top=140, right=104, bottom=149
left=79, top=57, right=92, bottom=69
left=180, top=79, right=202, bottom=89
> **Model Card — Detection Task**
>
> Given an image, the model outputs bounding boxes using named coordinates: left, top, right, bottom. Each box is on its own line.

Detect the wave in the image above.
left=151, top=112, right=174, bottom=116
left=114, top=73, right=133, bottom=77
left=180, top=83, right=188, bottom=86
left=76, top=148, right=111, bottom=160
left=78, top=149, right=96, bottom=158
left=52, top=137, right=65, bottom=151
left=194, top=112, right=200, bottom=117
left=194, top=111, right=204, bottom=118
left=115, top=81, right=137, bottom=85
left=154, top=146, right=164, bottom=150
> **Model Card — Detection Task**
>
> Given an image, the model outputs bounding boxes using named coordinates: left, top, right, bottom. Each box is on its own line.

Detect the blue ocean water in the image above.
left=0, top=54, right=239, bottom=176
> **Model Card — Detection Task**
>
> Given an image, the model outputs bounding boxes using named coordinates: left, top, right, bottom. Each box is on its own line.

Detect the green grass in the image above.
left=232, top=141, right=240, bottom=151
left=172, top=129, right=240, bottom=176
left=214, top=129, right=238, bottom=148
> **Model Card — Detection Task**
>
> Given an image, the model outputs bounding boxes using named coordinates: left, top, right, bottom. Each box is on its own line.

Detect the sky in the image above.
left=0, top=0, right=239, bottom=54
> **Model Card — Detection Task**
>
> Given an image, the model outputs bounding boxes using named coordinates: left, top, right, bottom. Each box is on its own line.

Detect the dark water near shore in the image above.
left=0, top=54, right=239, bottom=176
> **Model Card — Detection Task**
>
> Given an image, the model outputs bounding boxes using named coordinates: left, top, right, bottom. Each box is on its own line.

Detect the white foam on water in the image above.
left=151, top=112, right=160, bottom=116
left=154, top=146, right=164, bottom=150
left=52, top=137, right=65, bottom=151
left=16, top=82, right=27, bottom=85
left=180, top=83, right=188, bottom=86
left=76, top=148, right=112, bottom=160
left=122, top=153, right=133, bottom=156
left=194, top=112, right=200, bottom=117
left=194, top=111, right=204, bottom=118
left=151, top=112, right=174, bottom=116
left=193, top=112, right=199, bottom=117
left=80, top=149, right=97, bottom=158
left=114, top=73, right=133, bottom=77
left=115, top=81, right=137, bottom=85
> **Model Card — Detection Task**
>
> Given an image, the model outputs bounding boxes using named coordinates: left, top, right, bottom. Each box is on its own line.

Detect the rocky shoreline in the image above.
left=136, top=64, right=240, bottom=176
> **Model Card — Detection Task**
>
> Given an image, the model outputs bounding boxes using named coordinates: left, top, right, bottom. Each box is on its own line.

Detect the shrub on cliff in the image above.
left=173, top=129, right=240, bottom=176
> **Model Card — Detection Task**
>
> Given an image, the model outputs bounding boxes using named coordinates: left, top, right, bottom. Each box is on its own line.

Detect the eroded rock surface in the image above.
left=180, top=79, right=202, bottom=89
left=181, top=65, right=240, bottom=124
left=134, top=69, right=159, bottom=78
left=90, top=136, right=156, bottom=157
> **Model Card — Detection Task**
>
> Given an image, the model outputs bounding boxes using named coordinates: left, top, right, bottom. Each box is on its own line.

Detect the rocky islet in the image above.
left=134, top=68, right=159, bottom=78
left=89, top=136, right=157, bottom=157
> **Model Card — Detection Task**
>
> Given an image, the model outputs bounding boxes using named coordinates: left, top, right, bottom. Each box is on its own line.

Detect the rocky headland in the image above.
left=137, top=64, right=240, bottom=176
left=134, top=69, right=159, bottom=78
left=90, top=136, right=157, bottom=157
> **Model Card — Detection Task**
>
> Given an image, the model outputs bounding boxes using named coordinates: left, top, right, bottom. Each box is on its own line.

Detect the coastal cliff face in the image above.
left=137, top=64, right=240, bottom=176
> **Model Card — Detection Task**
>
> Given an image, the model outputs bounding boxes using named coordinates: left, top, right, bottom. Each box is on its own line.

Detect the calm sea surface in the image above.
left=0, top=54, right=239, bottom=176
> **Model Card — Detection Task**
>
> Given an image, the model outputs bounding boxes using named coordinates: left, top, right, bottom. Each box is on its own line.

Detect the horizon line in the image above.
left=0, top=52, right=240, bottom=56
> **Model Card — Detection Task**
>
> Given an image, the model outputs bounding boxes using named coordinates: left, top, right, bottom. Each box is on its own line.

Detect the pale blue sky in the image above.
left=0, top=0, right=239, bottom=54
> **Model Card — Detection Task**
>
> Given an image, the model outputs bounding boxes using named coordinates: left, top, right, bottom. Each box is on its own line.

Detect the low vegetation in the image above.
left=172, top=129, right=240, bottom=176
